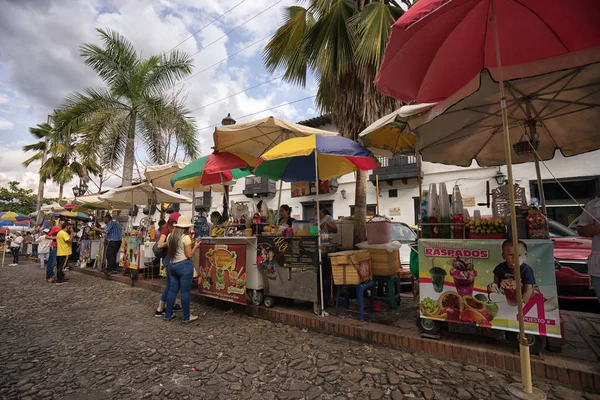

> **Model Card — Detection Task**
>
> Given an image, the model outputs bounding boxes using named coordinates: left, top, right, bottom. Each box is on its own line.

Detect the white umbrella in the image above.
left=75, top=194, right=130, bottom=210
left=213, top=115, right=339, bottom=158
left=144, top=161, right=188, bottom=190
left=401, top=62, right=600, bottom=212
left=40, top=202, right=65, bottom=213
left=99, top=183, right=192, bottom=205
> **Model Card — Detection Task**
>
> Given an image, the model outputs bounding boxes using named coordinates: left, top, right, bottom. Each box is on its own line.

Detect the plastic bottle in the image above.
left=439, top=183, right=451, bottom=238
left=452, top=185, right=465, bottom=239
left=426, top=183, right=439, bottom=238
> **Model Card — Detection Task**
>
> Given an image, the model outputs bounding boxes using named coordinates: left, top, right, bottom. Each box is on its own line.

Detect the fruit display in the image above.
left=420, top=290, right=497, bottom=328
left=465, top=217, right=506, bottom=238
left=525, top=209, right=549, bottom=239
left=210, top=227, right=226, bottom=237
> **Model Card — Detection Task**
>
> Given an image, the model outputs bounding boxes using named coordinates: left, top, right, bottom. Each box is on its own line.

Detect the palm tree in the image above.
left=22, top=122, right=52, bottom=214
left=55, top=29, right=199, bottom=187
left=23, top=120, right=102, bottom=200
left=263, top=0, right=406, bottom=242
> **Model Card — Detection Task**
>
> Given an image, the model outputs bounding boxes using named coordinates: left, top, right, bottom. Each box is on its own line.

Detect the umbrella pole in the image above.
left=492, top=2, right=534, bottom=395
left=276, top=180, right=283, bottom=225
left=529, top=120, right=547, bottom=215
left=375, top=175, right=380, bottom=215
left=314, top=151, right=325, bottom=317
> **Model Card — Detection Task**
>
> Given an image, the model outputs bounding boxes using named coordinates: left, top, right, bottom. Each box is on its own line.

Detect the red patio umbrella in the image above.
left=375, top=1, right=600, bottom=396
left=376, top=0, right=600, bottom=104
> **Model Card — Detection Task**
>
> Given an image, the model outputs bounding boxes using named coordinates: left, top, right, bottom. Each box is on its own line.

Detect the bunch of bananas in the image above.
left=210, top=227, right=226, bottom=237
left=465, top=217, right=506, bottom=234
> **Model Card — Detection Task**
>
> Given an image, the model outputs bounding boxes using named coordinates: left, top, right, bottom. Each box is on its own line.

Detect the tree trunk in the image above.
left=121, top=112, right=137, bottom=187
left=58, top=184, right=64, bottom=200
left=36, top=138, right=49, bottom=224
left=353, top=170, right=368, bottom=244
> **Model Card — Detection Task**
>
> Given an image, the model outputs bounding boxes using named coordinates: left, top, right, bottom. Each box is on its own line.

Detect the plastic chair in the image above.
left=335, top=280, right=375, bottom=321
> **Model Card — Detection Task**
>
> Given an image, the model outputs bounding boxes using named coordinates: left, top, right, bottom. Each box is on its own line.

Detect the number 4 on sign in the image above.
left=520, top=293, right=551, bottom=336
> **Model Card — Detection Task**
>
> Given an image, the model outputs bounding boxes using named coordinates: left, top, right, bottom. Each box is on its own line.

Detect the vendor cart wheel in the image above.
left=313, top=302, right=321, bottom=316
left=518, top=334, right=547, bottom=356
left=251, top=290, right=263, bottom=306
left=416, top=316, right=441, bottom=335
left=264, top=296, right=275, bottom=308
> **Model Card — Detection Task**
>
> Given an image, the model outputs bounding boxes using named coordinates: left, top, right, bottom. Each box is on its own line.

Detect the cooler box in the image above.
left=369, top=249, right=400, bottom=276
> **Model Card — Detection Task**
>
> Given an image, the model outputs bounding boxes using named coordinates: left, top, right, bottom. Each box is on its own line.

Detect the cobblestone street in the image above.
left=0, top=261, right=597, bottom=400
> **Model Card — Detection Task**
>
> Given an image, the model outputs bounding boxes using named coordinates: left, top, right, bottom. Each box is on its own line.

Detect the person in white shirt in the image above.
left=36, top=228, right=52, bottom=270
left=9, top=231, right=24, bottom=266
left=578, top=197, right=600, bottom=305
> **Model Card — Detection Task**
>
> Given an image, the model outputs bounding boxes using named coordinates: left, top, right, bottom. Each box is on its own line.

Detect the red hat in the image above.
left=169, top=212, right=181, bottom=222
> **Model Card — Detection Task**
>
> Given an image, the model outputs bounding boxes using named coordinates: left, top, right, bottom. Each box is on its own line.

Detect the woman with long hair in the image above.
left=164, top=215, right=201, bottom=323
left=154, top=212, right=181, bottom=317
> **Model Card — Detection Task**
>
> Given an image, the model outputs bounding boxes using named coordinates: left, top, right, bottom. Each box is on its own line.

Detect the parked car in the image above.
left=548, top=220, right=595, bottom=301
left=390, top=221, right=418, bottom=268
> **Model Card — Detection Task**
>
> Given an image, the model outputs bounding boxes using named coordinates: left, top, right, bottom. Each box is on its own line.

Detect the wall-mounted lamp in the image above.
left=494, top=167, right=507, bottom=185
left=340, top=189, right=347, bottom=199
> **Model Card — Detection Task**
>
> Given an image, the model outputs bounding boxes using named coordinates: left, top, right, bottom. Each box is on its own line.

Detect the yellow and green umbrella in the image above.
left=170, top=152, right=256, bottom=190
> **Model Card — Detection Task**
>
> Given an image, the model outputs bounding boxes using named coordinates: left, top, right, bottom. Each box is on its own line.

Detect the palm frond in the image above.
left=144, top=50, right=194, bottom=94
left=263, top=6, right=314, bottom=86
left=80, top=28, right=138, bottom=89
left=305, top=0, right=357, bottom=80
left=350, top=2, right=403, bottom=76
left=22, top=142, right=47, bottom=152
left=21, top=152, right=43, bottom=168
left=28, top=123, right=53, bottom=140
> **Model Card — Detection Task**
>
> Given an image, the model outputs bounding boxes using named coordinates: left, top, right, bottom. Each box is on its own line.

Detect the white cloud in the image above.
left=0, top=118, right=13, bottom=130
left=0, top=0, right=318, bottom=198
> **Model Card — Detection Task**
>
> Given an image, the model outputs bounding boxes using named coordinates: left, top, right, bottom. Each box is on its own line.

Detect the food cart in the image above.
left=257, top=234, right=336, bottom=315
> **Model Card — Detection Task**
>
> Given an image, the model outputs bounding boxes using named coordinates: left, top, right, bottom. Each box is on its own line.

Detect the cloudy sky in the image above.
left=0, top=0, right=319, bottom=197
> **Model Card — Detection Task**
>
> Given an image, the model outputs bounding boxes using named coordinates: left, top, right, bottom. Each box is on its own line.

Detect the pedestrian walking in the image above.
left=92, top=214, right=123, bottom=277
left=35, top=228, right=52, bottom=269
left=154, top=212, right=182, bottom=317
left=45, top=220, right=64, bottom=283
left=9, top=232, right=23, bottom=266
left=164, top=215, right=201, bottom=323
left=55, top=222, right=73, bottom=284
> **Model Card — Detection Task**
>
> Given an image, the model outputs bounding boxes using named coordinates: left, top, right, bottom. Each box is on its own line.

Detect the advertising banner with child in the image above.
left=418, top=239, right=560, bottom=338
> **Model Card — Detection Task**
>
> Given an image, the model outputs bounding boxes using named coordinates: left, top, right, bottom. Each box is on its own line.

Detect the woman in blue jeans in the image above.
left=164, top=216, right=201, bottom=323
left=154, top=213, right=182, bottom=317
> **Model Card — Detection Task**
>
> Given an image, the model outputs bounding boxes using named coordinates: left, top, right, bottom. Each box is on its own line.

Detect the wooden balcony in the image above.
left=243, top=176, right=277, bottom=198
left=369, top=155, right=420, bottom=185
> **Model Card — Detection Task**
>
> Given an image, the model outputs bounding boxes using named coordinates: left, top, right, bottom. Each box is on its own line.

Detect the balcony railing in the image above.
left=243, top=176, right=277, bottom=198
left=194, top=195, right=212, bottom=212
left=370, top=155, right=419, bottom=183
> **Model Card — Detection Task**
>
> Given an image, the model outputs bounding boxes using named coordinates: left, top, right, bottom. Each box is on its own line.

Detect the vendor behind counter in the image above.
left=279, top=204, right=295, bottom=228
left=318, top=207, right=338, bottom=235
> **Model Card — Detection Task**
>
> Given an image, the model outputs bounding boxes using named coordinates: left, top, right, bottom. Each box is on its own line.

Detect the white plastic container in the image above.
left=333, top=219, right=354, bottom=250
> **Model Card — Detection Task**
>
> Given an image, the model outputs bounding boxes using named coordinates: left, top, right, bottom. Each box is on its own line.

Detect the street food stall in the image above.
left=371, top=1, right=600, bottom=394
left=252, top=134, right=380, bottom=315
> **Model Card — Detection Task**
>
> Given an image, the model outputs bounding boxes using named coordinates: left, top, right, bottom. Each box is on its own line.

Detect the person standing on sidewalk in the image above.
left=9, top=232, right=23, bottom=266
left=55, top=222, right=73, bottom=284
left=92, top=214, right=123, bottom=277
left=578, top=196, right=600, bottom=305
left=45, top=220, right=64, bottom=283
left=154, top=212, right=182, bottom=317
left=35, top=228, right=52, bottom=270
left=164, top=216, right=201, bottom=323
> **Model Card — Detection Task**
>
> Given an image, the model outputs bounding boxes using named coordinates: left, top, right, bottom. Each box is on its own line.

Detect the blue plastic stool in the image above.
left=335, top=280, right=375, bottom=321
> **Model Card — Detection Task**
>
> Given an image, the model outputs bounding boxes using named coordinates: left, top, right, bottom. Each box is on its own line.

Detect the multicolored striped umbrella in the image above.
left=254, top=135, right=379, bottom=182
left=170, top=152, right=256, bottom=190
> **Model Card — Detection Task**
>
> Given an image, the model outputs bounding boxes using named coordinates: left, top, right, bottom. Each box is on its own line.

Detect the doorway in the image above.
left=302, top=200, right=334, bottom=221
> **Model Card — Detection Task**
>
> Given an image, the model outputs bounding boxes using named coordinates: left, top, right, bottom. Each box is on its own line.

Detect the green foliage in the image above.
left=0, top=181, right=37, bottom=215
left=55, top=28, right=199, bottom=184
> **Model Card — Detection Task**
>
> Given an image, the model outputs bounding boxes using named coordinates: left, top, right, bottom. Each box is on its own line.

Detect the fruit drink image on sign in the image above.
left=418, top=239, right=560, bottom=338
left=119, top=236, right=141, bottom=269
left=198, top=243, right=247, bottom=305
